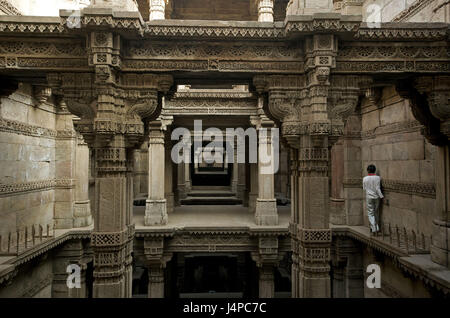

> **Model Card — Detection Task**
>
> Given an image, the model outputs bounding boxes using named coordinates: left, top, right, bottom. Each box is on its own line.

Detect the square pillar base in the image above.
left=255, top=199, right=278, bottom=225
left=145, top=199, right=168, bottom=226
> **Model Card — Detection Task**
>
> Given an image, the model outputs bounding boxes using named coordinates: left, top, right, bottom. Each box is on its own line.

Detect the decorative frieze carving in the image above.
left=344, top=178, right=435, bottom=197
left=126, top=41, right=303, bottom=59
left=0, top=40, right=86, bottom=56
left=382, top=179, right=436, bottom=198
left=0, top=117, right=57, bottom=138
left=355, top=25, right=448, bottom=41
left=361, top=120, right=423, bottom=139
left=0, top=179, right=77, bottom=195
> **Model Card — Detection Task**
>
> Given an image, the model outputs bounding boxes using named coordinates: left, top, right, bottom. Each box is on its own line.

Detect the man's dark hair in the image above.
left=367, top=165, right=376, bottom=174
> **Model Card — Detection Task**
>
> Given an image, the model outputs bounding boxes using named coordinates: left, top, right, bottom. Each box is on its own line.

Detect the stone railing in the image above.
left=378, top=222, right=431, bottom=255
left=0, top=223, right=54, bottom=256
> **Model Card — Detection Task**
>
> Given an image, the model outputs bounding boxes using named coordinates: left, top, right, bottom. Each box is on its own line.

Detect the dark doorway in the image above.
left=191, top=141, right=233, bottom=187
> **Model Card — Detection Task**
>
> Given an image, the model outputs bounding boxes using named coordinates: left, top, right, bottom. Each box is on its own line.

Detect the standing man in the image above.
left=363, top=164, right=384, bottom=234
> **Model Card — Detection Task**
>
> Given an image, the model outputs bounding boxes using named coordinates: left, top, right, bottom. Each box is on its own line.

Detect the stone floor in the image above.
left=133, top=205, right=291, bottom=230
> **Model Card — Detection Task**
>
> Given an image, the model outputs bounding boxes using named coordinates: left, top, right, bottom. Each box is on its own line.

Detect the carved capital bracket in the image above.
left=143, top=237, right=173, bottom=268
left=46, top=71, right=174, bottom=149
left=396, top=78, right=449, bottom=146
left=251, top=236, right=281, bottom=268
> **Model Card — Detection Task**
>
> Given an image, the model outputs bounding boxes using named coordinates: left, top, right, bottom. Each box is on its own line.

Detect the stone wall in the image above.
left=0, top=256, right=54, bottom=297
left=360, top=86, right=436, bottom=237
left=0, top=84, right=56, bottom=241
left=362, top=247, right=432, bottom=297
left=361, top=0, right=450, bottom=23
left=0, top=83, right=92, bottom=250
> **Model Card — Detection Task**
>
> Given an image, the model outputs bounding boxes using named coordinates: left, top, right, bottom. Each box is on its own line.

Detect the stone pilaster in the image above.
left=165, top=127, right=174, bottom=213
left=149, top=0, right=166, bottom=21
left=257, top=0, right=274, bottom=22
left=74, top=131, right=93, bottom=228
left=252, top=237, right=279, bottom=298
left=54, top=100, right=77, bottom=230
left=144, top=237, right=172, bottom=298
left=331, top=237, right=364, bottom=298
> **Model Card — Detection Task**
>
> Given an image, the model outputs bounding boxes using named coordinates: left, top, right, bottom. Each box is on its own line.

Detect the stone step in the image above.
left=180, top=196, right=242, bottom=205
left=188, top=191, right=236, bottom=197
left=191, top=186, right=231, bottom=191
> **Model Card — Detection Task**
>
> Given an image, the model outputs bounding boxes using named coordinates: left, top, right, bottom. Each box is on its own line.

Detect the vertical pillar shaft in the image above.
left=74, top=133, right=93, bottom=228
left=259, top=266, right=275, bottom=298
left=54, top=103, right=77, bottom=229
left=257, top=0, right=274, bottom=22
left=148, top=266, right=165, bottom=298
left=149, top=0, right=166, bottom=21
left=432, top=144, right=450, bottom=267
left=92, top=133, right=130, bottom=298
left=296, top=136, right=331, bottom=298
left=255, top=128, right=278, bottom=225
left=165, top=131, right=174, bottom=213
left=145, top=122, right=168, bottom=226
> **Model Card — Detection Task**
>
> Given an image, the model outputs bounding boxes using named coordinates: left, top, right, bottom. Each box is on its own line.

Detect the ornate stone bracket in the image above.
left=396, top=78, right=449, bottom=146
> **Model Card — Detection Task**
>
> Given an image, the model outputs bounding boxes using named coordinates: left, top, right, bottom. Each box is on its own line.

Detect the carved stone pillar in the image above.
left=257, top=0, right=274, bottom=22
left=255, top=124, right=278, bottom=225
left=254, top=43, right=365, bottom=296
left=252, top=237, right=279, bottom=298
left=149, top=0, right=166, bottom=21
left=250, top=101, right=278, bottom=225
left=50, top=64, right=173, bottom=298
left=330, top=138, right=345, bottom=225
left=145, top=117, right=173, bottom=226
left=74, top=132, right=93, bottom=228
left=144, top=237, right=172, bottom=298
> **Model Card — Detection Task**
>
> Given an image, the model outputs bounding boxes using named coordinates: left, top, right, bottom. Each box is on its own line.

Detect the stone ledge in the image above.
left=332, top=224, right=450, bottom=295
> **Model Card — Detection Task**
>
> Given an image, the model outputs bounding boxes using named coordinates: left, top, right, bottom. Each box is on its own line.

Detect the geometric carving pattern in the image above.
left=299, top=229, right=332, bottom=243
